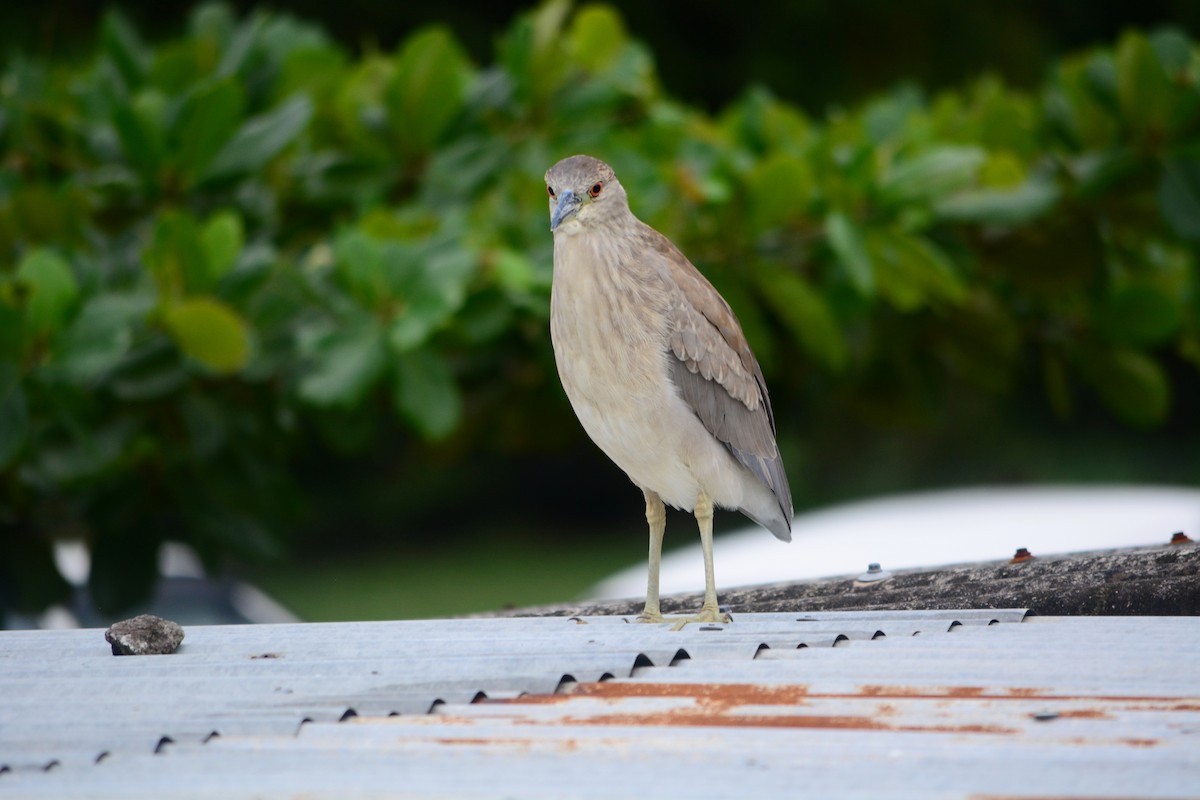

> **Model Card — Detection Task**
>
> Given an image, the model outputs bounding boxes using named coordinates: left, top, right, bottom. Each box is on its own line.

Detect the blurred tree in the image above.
left=1, top=2, right=1198, bottom=621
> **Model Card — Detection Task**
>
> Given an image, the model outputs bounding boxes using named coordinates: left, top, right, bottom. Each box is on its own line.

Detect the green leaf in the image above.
left=388, top=315, right=435, bottom=354
left=162, top=297, right=250, bottom=374
left=934, top=178, right=1059, bottom=226
left=0, top=364, right=28, bottom=468
left=188, top=3, right=236, bottom=41
left=50, top=293, right=153, bottom=383
left=144, top=212, right=209, bottom=297
left=385, top=242, right=476, bottom=352
left=200, top=210, right=245, bottom=283
left=1149, top=27, right=1192, bottom=73
left=176, top=78, right=247, bottom=181
left=1046, top=56, right=1121, bottom=150
left=30, top=417, right=140, bottom=487
left=100, top=9, right=149, bottom=89
left=298, top=320, right=387, bottom=408
left=0, top=302, right=21, bottom=361
left=720, top=86, right=812, bottom=155
left=112, top=90, right=167, bottom=181
left=978, top=151, right=1027, bottom=189
left=1070, top=148, right=1146, bottom=198
left=110, top=340, right=189, bottom=400
left=497, top=0, right=572, bottom=106
left=385, top=27, right=472, bottom=156
left=215, top=11, right=265, bottom=79
left=753, top=265, right=847, bottom=371
left=333, top=229, right=389, bottom=310
left=203, top=95, right=313, bottom=181
left=1096, top=283, right=1181, bottom=347
left=868, top=228, right=967, bottom=311
left=393, top=348, right=461, bottom=440
left=16, top=249, right=78, bottom=336
left=824, top=211, right=873, bottom=295
left=745, top=152, right=814, bottom=231
left=879, top=145, right=985, bottom=205
left=862, top=83, right=924, bottom=144
left=279, top=44, right=348, bottom=103
left=1115, top=30, right=1174, bottom=138
left=568, top=5, right=627, bottom=71
left=1158, top=156, right=1200, bottom=241
left=491, top=247, right=539, bottom=293
left=1074, top=345, right=1170, bottom=427
left=330, top=55, right=395, bottom=159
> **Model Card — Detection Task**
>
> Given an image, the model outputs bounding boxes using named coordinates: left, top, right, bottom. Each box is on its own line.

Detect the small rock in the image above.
left=105, top=614, right=185, bottom=656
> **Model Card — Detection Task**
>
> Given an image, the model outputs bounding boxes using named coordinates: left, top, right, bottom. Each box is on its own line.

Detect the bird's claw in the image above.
left=633, top=606, right=731, bottom=630
left=669, top=606, right=732, bottom=631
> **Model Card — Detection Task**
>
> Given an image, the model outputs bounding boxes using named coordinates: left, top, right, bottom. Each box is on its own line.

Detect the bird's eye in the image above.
left=547, top=185, right=556, bottom=198
left=589, top=182, right=603, bottom=198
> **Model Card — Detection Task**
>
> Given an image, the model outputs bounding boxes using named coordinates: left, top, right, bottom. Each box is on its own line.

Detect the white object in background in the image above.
left=586, top=485, right=1200, bottom=600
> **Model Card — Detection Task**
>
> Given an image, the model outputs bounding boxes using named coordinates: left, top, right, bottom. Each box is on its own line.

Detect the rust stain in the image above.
left=434, top=737, right=529, bottom=747
left=432, top=735, right=586, bottom=753
left=562, top=706, right=1017, bottom=735
left=1120, top=738, right=1159, bottom=748
left=484, top=682, right=1196, bottom=713
left=859, top=684, right=997, bottom=698
left=1053, top=709, right=1112, bottom=720
left=484, top=682, right=1034, bottom=734
left=565, top=682, right=813, bottom=705
left=486, top=693, right=574, bottom=705
left=430, top=736, right=570, bottom=754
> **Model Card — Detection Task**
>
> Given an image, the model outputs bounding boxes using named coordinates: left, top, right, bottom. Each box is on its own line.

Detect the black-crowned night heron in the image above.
left=545, top=155, right=793, bottom=627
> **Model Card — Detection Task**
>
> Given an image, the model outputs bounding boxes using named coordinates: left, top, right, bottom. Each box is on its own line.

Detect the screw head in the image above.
left=856, top=563, right=892, bottom=583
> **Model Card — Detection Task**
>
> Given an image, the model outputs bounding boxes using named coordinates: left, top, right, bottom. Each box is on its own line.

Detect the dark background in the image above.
left=11, top=1, right=1200, bottom=114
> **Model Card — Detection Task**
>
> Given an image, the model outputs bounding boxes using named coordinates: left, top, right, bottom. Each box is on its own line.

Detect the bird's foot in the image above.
left=632, top=605, right=731, bottom=629
left=668, top=604, right=731, bottom=631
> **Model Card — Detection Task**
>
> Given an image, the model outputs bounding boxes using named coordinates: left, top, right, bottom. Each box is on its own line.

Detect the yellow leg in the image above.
left=636, top=490, right=667, bottom=623
left=633, top=490, right=731, bottom=629
left=670, top=490, right=731, bottom=630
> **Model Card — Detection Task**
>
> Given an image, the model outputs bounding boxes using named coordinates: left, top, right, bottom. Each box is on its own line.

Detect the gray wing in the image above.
left=647, top=226, right=794, bottom=536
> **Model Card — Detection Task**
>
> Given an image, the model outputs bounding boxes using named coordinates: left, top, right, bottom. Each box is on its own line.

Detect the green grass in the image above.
left=247, top=528, right=645, bottom=621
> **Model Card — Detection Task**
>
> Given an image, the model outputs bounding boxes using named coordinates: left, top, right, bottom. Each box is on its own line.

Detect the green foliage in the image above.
left=2, top=2, right=1199, bottom=618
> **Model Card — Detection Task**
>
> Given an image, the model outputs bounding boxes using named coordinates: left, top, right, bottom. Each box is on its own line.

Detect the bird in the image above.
left=544, top=154, right=793, bottom=627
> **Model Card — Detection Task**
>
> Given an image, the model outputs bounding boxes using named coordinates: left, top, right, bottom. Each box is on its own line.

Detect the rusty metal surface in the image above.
left=2, top=612, right=1198, bottom=798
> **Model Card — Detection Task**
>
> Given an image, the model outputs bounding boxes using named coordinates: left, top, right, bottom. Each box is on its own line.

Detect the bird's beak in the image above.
left=550, top=189, right=582, bottom=231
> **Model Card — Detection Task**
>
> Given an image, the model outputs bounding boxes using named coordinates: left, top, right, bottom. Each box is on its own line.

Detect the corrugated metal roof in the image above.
left=2, top=610, right=1197, bottom=798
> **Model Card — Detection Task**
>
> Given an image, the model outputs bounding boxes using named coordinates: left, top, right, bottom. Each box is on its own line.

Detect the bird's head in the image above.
left=544, top=155, right=626, bottom=233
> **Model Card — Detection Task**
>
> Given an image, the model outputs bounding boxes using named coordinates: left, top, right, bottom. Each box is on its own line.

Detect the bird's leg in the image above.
left=635, top=490, right=668, bottom=623
left=670, top=490, right=732, bottom=630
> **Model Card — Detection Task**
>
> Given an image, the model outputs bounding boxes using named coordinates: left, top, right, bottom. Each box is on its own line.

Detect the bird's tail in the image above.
left=732, top=450, right=793, bottom=542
